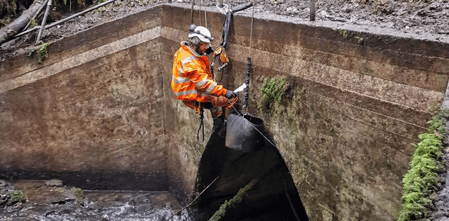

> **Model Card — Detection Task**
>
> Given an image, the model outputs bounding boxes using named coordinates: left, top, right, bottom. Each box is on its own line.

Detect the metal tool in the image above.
left=234, top=83, right=247, bottom=93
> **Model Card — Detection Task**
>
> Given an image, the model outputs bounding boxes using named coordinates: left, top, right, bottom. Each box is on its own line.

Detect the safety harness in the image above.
left=195, top=103, right=205, bottom=143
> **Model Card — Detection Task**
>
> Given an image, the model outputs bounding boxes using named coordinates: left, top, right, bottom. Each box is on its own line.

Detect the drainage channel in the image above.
left=0, top=180, right=190, bottom=221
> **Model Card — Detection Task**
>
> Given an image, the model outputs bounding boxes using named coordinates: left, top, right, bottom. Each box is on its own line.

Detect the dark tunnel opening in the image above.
left=192, top=115, right=309, bottom=221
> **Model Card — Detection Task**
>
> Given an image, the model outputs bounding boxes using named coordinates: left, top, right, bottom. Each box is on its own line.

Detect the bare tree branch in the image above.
left=0, top=0, right=47, bottom=45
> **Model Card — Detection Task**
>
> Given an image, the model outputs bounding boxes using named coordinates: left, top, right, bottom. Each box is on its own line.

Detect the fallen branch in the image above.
left=15, top=0, right=117, bottom=38
left=23, top=0, right=49, bottom=31
left=36, top=0, right=52, bottom=43
left=0, top=0, right=47, bottom=45
left=208, top=178, right=259, bottom=221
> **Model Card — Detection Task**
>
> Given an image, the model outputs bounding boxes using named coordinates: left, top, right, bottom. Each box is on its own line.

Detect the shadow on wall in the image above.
left=192, top=114, right=309, bottom=221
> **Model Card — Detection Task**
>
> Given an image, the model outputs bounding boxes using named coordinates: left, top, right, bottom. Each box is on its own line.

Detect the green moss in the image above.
left=27, top=47, right=35, bottom=58
left=27, top=42, right=49, bottom=64
left=30, top=19, right=37, bottom=28
left=398, top=109, right=449, bottom=221
left=55, top=187, right=65, bottom=194
left=12, top=0, right=17, bottom=13
left=10, top=190, right=25, bottom=203
left=339, top=29, right=348, bottom=38
left=70, top=187, right=83, bottom=202
left=354, top=35, right=363, bottom=44
left=261, top=77, right=285, bottom=110
left=37, top=42, right=49, bottom=64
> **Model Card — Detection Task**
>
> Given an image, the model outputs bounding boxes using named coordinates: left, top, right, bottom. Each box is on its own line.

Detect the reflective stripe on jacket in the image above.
left=171, top=42, right=227, bottom=103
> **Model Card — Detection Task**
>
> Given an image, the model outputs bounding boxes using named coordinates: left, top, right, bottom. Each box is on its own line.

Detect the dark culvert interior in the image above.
left=194, top=115, right=309, bottom=221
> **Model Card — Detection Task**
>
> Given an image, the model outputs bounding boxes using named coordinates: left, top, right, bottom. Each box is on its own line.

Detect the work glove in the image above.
left=225, top=96, right=238, bottom=110
left=213, top=96, right=229, bottom=107
left=225, top=90, right=237, bottom=99
left=212, top=96, right=238, bottom=109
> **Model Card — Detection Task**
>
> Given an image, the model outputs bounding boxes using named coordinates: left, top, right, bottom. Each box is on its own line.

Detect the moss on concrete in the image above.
left=398, top=109, right=449, bottom=221
left=251, top=73, right=420, bottom=220
left=339, top=29, right=348, bottom=38
left=261, top=77, right=286, bottom=110
left=26, top=42, right=49, bottom=64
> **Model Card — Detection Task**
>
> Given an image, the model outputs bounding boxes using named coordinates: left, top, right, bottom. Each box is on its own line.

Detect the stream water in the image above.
left=0, top=180, right=191, bottom=221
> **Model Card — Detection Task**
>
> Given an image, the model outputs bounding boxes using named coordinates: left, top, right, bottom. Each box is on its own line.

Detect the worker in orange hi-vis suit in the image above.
left=171, top=24, right=238, bottom=136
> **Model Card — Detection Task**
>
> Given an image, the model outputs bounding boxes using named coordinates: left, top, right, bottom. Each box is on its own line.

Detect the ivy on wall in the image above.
left=398, top=110, right=449, bottom=221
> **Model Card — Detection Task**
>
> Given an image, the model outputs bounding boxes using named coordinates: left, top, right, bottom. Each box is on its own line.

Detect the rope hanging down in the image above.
left=242, top=0, right=256, bottom=114
left=248, top=0, right=256, bottom=58
left=190, top=0, right=195, bottom=25
left=198, top=0, right=202, bottom=26
left=204, top=0, right=207, bottom=28
left=225, top=0, right=277, bottom=147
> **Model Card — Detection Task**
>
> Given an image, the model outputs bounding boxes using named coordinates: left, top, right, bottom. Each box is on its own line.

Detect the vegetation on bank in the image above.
left=398, top=110, right=449, bottom=221
left=27, top=41, right=49, bottom=63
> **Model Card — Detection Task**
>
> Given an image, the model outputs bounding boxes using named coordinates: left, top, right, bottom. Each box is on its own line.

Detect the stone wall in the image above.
left=162, top=5, right=449, bottom=221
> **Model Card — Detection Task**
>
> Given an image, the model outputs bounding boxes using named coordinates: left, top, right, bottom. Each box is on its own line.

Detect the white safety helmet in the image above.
left=188, top=24, right=214, bottom=43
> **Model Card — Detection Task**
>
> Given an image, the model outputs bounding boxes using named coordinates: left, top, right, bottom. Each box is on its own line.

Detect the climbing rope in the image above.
left=190, top=0, right=195, bottom=24
left=219, top=0, right=267, bottom=139
left=198, top=0, right=202, bottom=26
left=243, top=0, right=256, bottom=113
left=204, top=1, right=207, bottom=28
left=248, top=0, right=256, bottom=58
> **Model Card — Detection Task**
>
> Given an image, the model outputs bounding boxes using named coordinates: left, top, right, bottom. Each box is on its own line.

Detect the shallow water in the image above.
left=1, top=187, right=191, bottom=221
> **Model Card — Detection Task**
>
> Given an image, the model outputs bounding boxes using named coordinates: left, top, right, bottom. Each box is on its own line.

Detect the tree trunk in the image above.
left=0, top=0, right=46, bottom=45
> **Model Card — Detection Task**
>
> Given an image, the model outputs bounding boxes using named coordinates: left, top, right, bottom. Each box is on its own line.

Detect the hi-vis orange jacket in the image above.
left=171, top=42, right=227, bottom=104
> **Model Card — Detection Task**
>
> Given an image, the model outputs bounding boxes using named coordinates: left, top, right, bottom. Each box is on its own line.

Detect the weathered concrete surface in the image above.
left=161, top=5, right=449, bottom=221
left=1, top=3, right=449, bottom=221
left=0, top=7, right=168, bottom=190
left=161, top=31, right=213, bottom=203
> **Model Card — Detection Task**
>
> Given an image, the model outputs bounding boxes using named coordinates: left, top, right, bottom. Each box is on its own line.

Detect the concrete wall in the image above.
left=0, top=7, right=168, bottom=190
left=162, top=5, right=449, bottom=221
left=1, top=3, right=449, bottom=220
